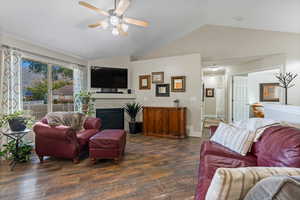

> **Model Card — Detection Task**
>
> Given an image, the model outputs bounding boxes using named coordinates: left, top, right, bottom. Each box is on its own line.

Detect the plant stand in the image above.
left=1, top=129, right=31, bottom=171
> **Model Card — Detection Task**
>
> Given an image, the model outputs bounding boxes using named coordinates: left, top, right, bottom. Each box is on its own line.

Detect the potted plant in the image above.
left=0, top=111, right=33, bottom=132
left=124, top=103, right=143, bottom=134
left=0, top=111, right=34, bottom=162
left=0, top=140, right=33, bottom=162
left=75, top=91, right=95, bottom=116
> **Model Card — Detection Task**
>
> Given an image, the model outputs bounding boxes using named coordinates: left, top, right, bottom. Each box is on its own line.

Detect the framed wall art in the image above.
left=139, top=75, right=151, bottom=90
left=156, top=84, right=170, bottom=97
left=205, top=88, right=215, bottom=98
left=260, top=83, right=280, bottom=102
left=151, top=72, right=164, bottom=84
left=171, top=76, right=186, bottom=92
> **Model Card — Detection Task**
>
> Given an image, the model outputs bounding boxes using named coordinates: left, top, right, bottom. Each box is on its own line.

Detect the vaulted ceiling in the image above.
left=0, top=0, right=299, bottom=59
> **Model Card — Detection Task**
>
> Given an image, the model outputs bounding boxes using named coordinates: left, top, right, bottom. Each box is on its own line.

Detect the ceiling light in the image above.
left=112, top=27, right=119, bottom=36
left=110, top=15, right=120, bottom=26
left=207, top=65, right=223, bottom=72
left=233, top=16, right=244, bottom=22
left=79, top=0, right=149, bottom=37
left=121, top=23, right=129, bottom=32
left=101, top=20, right=109, bottom=30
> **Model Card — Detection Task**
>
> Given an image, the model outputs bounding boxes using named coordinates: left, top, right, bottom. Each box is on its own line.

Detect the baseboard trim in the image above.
left=188, top=131, right=202, bottom=138
left=203, top=114, right=217, bottom=118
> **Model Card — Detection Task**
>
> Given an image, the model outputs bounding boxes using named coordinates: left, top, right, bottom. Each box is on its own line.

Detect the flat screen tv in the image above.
left=91, top=67, right=128, bottom=89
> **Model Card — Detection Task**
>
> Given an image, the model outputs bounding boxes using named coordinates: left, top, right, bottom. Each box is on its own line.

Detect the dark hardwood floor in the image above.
left=0, top=134, right=203, bottom=200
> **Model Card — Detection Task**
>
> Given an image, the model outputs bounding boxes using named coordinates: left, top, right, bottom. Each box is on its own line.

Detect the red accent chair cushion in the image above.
left=254, top=126, right=300, bottom=167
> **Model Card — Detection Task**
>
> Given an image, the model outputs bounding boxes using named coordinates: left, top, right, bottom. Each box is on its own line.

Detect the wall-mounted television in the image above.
left=90, top=67, right=128, bottom=89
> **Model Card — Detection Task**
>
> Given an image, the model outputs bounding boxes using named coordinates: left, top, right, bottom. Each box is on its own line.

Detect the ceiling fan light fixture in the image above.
left=110, top=15, right=120, bottom=26
left=79, top=0, right=149, bottom=36
left=101, top=20, right=109, bottom=30
left=112, top=27, right=119, bottom=36
left=121, top=23, right=129, bottom=32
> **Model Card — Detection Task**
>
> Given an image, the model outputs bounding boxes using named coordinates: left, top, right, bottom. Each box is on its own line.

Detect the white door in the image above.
left=233, top=76, right=249, bottom=122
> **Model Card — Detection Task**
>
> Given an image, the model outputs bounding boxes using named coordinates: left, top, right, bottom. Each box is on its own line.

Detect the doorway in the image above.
left=202, top=67, right=226, bottom=136
left=232, top=68, right=281, bottom=122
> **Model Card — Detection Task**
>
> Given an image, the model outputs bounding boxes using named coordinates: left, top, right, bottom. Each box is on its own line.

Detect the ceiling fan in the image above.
left=79, top=0, right=149, bottom=36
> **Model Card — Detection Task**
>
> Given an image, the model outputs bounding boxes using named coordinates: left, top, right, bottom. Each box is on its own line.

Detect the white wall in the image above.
left=247, top=69, right=280, bottom=104
left=131, top=54, right=202, bottom=137
left=136, top=25, right=300, bottom=106
left=203, top=75, right=225, bottom=118
left=0, top=33, right=87, bottom=66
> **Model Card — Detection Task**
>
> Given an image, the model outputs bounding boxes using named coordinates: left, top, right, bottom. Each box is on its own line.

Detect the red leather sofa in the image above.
left=33, top=117, right=101, bottom=163
left=195, top=125, right=300, bottom=200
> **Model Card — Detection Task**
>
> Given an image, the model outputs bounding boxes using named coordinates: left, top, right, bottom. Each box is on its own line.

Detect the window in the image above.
left=21, top=59, right=75, bottom=120
left=52, top=66, right=74, bottom=112
left=22, top=59, right=48, bottom=120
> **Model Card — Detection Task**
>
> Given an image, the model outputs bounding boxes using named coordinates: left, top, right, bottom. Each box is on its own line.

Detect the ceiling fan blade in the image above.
left=88, top=22, right=102, bottom=28
left=117, top=25, right=128, bottom=36
left=79, top=1, right=109, bottom=16
left=123, top=17, right=149, bottom=27
left=115, top=0, right=131, bottom=16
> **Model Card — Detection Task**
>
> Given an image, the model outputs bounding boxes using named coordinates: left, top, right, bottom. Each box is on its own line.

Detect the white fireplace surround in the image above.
left=92, top=93, right=137, bottom=131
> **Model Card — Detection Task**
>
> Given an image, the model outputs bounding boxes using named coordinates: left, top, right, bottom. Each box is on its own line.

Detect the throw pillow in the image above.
left=46, top=112, right=86, bottom=132
left=205, top=167, right=300, bottom=200
left=210, top=122, right=255, bottom=156
left=244, top=175, right=300, bottom=200
left=233, top=118, right=280, bottom=142
left=233, top=118, right=279, bottom=131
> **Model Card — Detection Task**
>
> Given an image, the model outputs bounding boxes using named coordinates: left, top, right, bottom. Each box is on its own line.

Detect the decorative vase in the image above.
left=8, top=117, right=26, bottom=131
left=284, top=88, right=288, bottom=105
left=128, top=122, right=143, bottom=134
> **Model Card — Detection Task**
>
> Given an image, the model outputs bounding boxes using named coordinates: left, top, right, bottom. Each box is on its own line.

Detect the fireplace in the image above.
left=96, top=108, right=124, bottom=130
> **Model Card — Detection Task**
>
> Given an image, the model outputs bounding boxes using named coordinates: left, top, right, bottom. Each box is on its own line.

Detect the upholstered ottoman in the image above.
left=89, top=129, right=126, bottom=164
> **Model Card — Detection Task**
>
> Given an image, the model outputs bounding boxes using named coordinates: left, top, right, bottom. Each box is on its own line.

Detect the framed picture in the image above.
left=171, top=76, right=186, bottom=92
left=152, top=72, right=164, bottom=84
left=260, top=83, right=280, bottom=102
left=139, top=75, right=151, bottom=90
left=206, top=88, right=214, bottom=97
left=156, top=84, right=170, bottom=97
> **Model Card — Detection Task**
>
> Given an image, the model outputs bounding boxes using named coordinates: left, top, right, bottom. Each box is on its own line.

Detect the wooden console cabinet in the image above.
left=143, top=107, right=187, bottom=139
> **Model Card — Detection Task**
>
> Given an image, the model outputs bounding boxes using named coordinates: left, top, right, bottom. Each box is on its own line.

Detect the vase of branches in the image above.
left=275, top=72, right=298, bottom=105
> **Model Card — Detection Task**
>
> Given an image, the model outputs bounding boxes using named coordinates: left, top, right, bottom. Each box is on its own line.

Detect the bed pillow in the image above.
left=205, top=167, right=300, bottom=200
left=244, top=175, right=300, bottom=200
left=210, top=122, right=255, bottom=156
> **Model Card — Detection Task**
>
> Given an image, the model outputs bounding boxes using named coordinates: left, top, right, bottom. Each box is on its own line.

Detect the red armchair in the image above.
left=33, top=117, right=101, bottom=163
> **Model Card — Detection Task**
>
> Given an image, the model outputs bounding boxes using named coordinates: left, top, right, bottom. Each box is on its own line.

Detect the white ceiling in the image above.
left=0, top=0, right=299, bottom=60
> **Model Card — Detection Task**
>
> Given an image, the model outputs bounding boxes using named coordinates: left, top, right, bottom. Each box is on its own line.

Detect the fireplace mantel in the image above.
left=92, top=93, right=136, bottom=100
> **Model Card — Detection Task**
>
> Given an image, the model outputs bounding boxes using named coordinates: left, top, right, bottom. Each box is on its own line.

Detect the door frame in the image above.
left=228, top=65, right=285, bottom=123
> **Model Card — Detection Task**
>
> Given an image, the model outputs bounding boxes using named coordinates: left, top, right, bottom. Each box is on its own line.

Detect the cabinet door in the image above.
left=168, top=109, right=186, bottom=137
left=143, top=108, right=168, bottom=135
left=152, top=108, right=169, bottom=134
